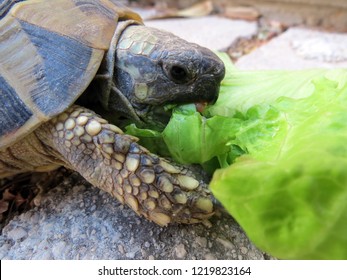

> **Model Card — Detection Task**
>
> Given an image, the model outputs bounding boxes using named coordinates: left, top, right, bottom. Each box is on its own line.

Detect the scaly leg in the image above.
left=36, top=105, right=214, bottom=226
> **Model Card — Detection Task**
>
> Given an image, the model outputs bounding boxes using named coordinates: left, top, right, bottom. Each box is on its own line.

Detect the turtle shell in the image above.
left=0, top=0, right=142, bottom=149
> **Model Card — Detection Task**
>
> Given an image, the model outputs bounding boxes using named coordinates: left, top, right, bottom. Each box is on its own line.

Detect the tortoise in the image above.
left=0, top=0, right=225, bottom=226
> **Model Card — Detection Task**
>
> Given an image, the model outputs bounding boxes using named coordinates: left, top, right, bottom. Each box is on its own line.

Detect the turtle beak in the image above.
left=196, top=49, right=225, bottom=106
left=193, top=58, right=225, bottom=110
left=212, top=64, right=226, bottom=103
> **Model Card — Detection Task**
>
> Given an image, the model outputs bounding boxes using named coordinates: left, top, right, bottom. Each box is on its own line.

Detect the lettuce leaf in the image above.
left=162, top=104, right=242, bottom=164
left=126, top=53, right=347, bottom=259
left=211, top=74, right=347, bottom=259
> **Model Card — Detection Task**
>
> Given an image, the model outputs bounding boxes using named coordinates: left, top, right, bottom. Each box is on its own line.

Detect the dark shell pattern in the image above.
left=0, top=0, right=141, bottom=149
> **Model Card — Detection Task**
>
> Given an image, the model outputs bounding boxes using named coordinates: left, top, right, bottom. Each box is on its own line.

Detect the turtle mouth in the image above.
left=143, top=105, right=173, bottom=128
left=134, top=104, right=176, bottom=129
left=133, top=99, right=214, bottom=129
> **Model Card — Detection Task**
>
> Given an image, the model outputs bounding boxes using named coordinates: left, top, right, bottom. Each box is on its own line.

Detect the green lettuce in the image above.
left=126, top=53, right=347, bottom=259
left=211, top=72, right=347, bottom=260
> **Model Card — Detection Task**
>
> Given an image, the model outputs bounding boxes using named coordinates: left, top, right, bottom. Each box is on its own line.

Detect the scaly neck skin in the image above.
left=90, top=20, right=143, bottom=123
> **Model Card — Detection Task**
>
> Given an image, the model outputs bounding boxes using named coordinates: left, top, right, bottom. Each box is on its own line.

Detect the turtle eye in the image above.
left=170, top=65, right=188, bottom=82
left=162, top=63, right=191, bottom=84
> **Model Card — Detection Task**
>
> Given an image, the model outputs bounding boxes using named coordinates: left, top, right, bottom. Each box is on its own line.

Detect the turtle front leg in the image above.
left=38, top=105, right=214, bottom=226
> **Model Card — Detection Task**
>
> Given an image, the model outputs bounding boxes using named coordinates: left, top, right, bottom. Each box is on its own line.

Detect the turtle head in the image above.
left=110, top=25, right=225, bottom=127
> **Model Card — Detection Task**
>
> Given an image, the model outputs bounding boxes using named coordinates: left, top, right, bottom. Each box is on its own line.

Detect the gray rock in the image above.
left=174, top=243, right=187, bottom=259
left=236, top=27, right=347, bottom=70
left=6, top=226, right=27, bottom=241
left=145, top=16, right=257, bottom=50
left=0, top=176, right=267, bottom=260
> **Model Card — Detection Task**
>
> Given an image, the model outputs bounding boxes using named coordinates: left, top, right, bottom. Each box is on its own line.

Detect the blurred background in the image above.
left=121, top=0, right=347, bottom=69
left=128, top=0, right=347, bottom=31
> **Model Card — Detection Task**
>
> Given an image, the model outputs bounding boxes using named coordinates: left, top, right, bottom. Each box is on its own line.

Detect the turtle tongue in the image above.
left=194, top=102, right=208, bottom=113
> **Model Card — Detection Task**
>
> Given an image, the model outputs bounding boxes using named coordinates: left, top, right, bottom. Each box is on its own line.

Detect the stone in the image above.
left=174, top=243, right=187, bottom=259
left=6, top=227, right=27, bottom=241
left=145, top=16, right=257, bottom=50
left=236, top=27, right=347, bottom=70
left=0, top=176, right=267, bottom=259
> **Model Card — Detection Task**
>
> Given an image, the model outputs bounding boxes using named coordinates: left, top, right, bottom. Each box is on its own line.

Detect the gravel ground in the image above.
left=0, top=173, right=269, bottom=260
